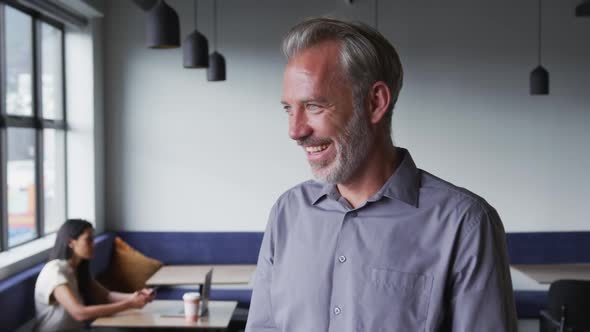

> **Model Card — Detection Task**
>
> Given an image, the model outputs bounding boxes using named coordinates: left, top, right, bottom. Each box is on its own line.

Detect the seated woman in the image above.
left=34, top=219, right=155, bottom=331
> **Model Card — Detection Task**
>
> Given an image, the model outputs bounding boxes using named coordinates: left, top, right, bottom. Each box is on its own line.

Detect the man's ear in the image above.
left=368, top=81, right=391, bottom=125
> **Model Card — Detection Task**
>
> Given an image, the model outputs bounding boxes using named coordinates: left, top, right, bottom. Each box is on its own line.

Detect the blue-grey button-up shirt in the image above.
left=246, top=148, right=517, bottom=332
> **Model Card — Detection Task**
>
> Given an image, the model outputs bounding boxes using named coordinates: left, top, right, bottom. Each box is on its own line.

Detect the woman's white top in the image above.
left=34, top=259, right=84, bottom=332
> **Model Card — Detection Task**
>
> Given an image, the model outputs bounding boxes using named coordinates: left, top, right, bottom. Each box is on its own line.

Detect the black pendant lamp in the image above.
left=207, top=0, right=226, bottom=81
left=146, top=0, right=180, bottom=49
left=530, top=0, right=549, bottom=95
left=576, top=0, right=590, bottom=16
left=183, top=0, right=209, bottom=68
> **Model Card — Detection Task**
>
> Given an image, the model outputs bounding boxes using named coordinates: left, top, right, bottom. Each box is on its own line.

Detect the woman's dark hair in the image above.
left=49, top=219, right=95, bottom=305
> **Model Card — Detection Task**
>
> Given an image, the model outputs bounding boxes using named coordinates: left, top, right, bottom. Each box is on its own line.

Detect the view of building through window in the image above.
left=44, top=129, right=66, bottom=235
left=7, top=128, right=37, bottom=246
left=2, top=3, right=67, bottom=249
left=41, top=22, right=63, bottom=120
left=5, top=6, right=32, bottom=117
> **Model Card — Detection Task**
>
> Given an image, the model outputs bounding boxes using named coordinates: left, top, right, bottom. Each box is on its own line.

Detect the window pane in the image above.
left=5, top=6, right=33, bottom=116
left=7, top=128, right=37, bottom=247
left=44, top=129, right=66, bottom=234
left=41, top=23, right=63, bottom=120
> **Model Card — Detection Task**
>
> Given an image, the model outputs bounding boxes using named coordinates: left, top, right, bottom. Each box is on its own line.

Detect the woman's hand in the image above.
left=54, top=285, right=150, bottom=321
left=140, top=288, right=157, bottom=302
left=126, top=291, right=150, bottom=309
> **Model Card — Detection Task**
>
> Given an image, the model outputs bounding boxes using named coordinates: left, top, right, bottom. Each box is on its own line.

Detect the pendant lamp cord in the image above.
left=374, top=0, right=379, bottom=31
left=194, top=0, right=198, bottom=29
left=537, top=0, right=542, bottom=65
left=213, top=0, right=217, bottom=51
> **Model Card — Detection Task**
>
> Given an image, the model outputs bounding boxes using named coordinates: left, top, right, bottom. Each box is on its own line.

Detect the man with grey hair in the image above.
left=246, top=17, right=517, bottom=332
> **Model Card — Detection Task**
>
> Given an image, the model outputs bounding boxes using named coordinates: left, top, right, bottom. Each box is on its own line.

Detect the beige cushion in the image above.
left=98, top=237, right=163, bottom=292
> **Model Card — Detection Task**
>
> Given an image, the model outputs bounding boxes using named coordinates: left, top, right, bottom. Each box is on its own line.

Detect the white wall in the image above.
left=66, top=17, right=106, bottom=233
left=92, top=16, right=106, bottom=234
left=103, top=0, right=590, bottom=233
left=67, top=0, right=107, bottom=234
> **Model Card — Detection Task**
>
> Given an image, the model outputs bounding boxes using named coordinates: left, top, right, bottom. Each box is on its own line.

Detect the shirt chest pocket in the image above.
left=360, top=267, right=433, bottom=331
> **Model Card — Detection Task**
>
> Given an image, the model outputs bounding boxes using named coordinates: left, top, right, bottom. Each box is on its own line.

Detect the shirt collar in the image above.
left=312, top=183, right=339, bottom=205
left=369, top=147, right=420, bottom=207
left=311, top=147, right=420, bottom=207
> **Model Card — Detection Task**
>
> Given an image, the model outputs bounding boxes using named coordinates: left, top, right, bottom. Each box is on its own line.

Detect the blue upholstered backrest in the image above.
left=506, top=232, right=590, bottom=264
left=91, top=233, right=116, bottom=276
left=0, top=233, right=114, bottom=332
left=116, top=231, right=264, bottom=265
left=0, top=263, right=44, bottom=332
left=117, top=231, right=586, bottom=266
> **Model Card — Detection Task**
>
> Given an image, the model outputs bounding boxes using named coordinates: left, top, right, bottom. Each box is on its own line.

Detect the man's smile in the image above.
left=304, top=144, right=330, bottom=153
left=304, top=142, right=334, bottom=163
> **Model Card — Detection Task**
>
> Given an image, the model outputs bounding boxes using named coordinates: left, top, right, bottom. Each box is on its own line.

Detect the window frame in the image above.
left=0, top=0, right=68, bottom=251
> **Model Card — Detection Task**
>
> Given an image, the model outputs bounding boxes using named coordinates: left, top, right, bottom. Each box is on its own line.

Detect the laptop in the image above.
left=199, top=268, right=213, bottom=316
left=159, top=268, right=213, bottom=318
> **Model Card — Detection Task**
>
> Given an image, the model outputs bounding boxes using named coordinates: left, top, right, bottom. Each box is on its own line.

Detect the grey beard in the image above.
left=313, top=107, right=373, bottom=184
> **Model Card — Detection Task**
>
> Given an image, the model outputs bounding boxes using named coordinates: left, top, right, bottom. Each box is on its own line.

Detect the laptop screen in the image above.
left=199, top=268, right=213, bottom=316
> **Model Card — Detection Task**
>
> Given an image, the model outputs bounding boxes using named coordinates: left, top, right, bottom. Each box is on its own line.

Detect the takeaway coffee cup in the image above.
left=182, top=292, right=201, bottom=321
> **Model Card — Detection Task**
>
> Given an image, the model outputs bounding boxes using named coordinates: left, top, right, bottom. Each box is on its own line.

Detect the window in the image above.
left=1, top=1, right=67, bottom=250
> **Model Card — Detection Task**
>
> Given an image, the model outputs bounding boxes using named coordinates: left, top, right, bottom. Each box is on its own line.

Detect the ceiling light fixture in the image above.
left=530, top=0, right=549, bottom=95
left=207, top=0, right=226, bottom=81
left=146, top=0, right=180, bottom=49
left=576, top=0, right=590, bottom=16
left=183, top=0, right=209, bottom=68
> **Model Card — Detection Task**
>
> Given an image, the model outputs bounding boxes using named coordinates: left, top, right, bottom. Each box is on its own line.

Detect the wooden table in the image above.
left=511, top=263, right=590, bottom=284
left=92, top=300, right=238, bottom=330
left=146, top=264, right=256, bottom=286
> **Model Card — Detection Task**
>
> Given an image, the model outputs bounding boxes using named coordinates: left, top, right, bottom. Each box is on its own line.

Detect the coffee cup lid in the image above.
left=183, top=292, right=201, bottom=301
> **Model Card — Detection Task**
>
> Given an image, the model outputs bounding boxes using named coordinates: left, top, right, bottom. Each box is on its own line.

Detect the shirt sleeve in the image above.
left=35, top=261, right=70, bottom=305
left=245, top=204, right=280, bottom=332
left=449, top=206, right=518, bottom=332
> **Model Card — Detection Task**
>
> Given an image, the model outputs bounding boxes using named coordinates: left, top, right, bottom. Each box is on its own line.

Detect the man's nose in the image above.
left=288, top=110, right=312, bottom=141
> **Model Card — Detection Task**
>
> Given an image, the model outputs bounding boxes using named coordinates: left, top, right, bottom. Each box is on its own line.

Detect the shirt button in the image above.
left=334, top=307, right=341, bottom=315
left=338, top=255, right=346, bottom=263
left=350, top=212, right=358, bottom=217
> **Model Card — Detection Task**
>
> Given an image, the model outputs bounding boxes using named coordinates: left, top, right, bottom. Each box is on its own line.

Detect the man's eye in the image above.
left=283, top=106, right=292, bottom=114
left=306, top=104, right=321, bottom=112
